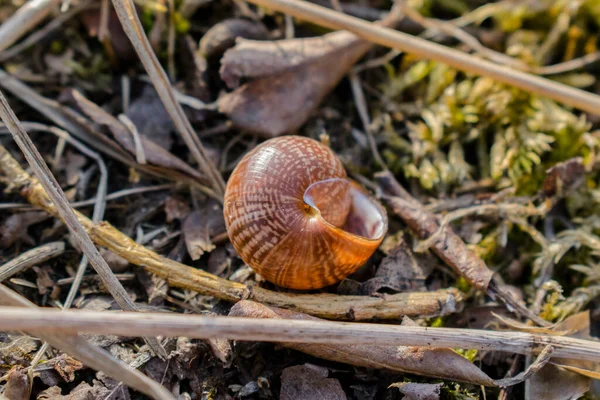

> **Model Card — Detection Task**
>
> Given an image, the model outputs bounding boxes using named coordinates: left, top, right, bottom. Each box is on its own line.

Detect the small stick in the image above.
left=0, top=242, right=65, bottom=282
left=0, top=306, right=598, bottom=363
left=244, top=0, right=600, bottom=116
left=0, top=90, right=166, bottom=358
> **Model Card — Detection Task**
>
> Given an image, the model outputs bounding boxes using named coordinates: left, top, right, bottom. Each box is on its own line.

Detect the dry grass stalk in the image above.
left=244, top=0, right=600, bottom=116
left=110, top=0, right=226, bottom=196
left=0, top=90, right=167, bottom=358
left=3, top=306, right=600, bottom=365
left=0, top=143, right=461, bottom=320
left=0, top=0, right=58, bottom=53
left=0, top=241, right=65, bottom=282
left=0, top=285, right=175, bottom=400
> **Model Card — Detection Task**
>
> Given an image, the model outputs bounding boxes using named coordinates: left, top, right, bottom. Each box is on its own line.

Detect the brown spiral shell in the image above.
left=223, top=136, right=388, bottom=289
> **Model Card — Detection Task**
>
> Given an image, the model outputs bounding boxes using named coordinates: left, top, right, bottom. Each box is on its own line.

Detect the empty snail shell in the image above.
left=223, top=136, right=388, bottom=290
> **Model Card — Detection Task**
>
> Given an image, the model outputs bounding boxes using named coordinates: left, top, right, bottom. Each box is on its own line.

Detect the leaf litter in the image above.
left=2, top=0, right=600, bottom=399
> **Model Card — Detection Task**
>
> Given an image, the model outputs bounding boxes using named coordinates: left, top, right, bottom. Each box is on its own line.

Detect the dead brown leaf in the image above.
left=200, top=18, right=269, bottom=59
left=543, top=157, right=585, bottom=197
left=37, top=381, right=100, bottom=400
left=3, top=366, right=30, bottom=400
left=125, top=86, right=174, bottom=149
left=389, top=382, right=441, bottom=400
left=164, top=196, right=191, bottom=223
left=182, top=201, right=224, bottom=260
left=48, top=354, right=84, bottom=382
left=66, top=89, right=204, bottom=180
left=0, top=212, right=48, bottom=248
left=229, top=301, right=495, bottom=386
left=530, top=311, right=598, bottom=399
left=360, top=237, right=434, bottom=294
left=217, top=10, right=401, bottom=137
left=280, top=364, right=346, bottom=400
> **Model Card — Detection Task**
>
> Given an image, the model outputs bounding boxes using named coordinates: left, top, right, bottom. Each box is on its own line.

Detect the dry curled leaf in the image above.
left=0, top=212, right=48, bottom=248
left=229, top=301, right=495, bottom=386
left=3, top=366, right=30, bottom=400
left=280, top=364, right=346, bottom=400
left=125, top=86, right=174, bottom=149
left=37, top=382, right=98, bottom=400
left=530, top=311, right=599, bottom=399
left=389, top=382, right=441, bottom=400
left=49, top=354, right=84, bottom=382
left=66, top=89, right=204, bottom=180
left=164, top=196, right=191, bottom=223
left=217, top=11, right=401, bottom=137
left=543, top=157, right=585, bottom=197
left=182, top=201, right=224, bottom=260
left=200, top=18, right=269, bottom=59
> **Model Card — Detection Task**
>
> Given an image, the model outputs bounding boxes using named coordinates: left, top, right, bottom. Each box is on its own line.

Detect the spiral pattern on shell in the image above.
left=224, top=136, right=387, bottom=289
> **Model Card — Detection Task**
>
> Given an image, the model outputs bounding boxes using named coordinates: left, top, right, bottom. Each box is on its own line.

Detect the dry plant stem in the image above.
left=375, top=171, right=551, bottom=326
left=111, top=0, right=226, bottom=197
left=0, top=0, right=58, bottom=53
left=401, top=4, right=528, bottom=70
left=0, top=285, right=174, bottom=400
left=1, top=307, right=599, bottom=364
left=0, top=241, right=64, bottom=282
left=0, top=1, right=93, bottom=62
left=0, top=145, right=461, bottom=320
left=0, top=90, right=167, bottom=359
left=244, top=0, right=600, bottom=116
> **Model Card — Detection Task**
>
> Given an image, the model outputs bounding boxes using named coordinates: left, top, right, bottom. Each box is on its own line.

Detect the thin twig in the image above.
left=0, top=242, right=65, bottom=282
left=0, top=90, right=167, bottom=358
left=0, top=306, right=598, bottom=363
left=244, top=0, right=600, bottom=115
left=0, top=285, right=174, bottom=400
left=111, top=0, right=226, bottom=196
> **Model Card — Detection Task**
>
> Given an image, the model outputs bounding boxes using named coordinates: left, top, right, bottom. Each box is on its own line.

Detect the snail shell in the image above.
left=223, top=136, right=388, bottom=289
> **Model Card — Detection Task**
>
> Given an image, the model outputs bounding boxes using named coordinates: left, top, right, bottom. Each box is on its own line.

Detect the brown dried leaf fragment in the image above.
left=543, top=157, right=585, bottom=197
left=0, top=212, right=49, bottom=248
left=217, top=10, right=401, bottom=137
left=125, top=86, right=175, bottom=149
left=3, top=366, right=30, bottom=400
left=200, top=18, right=269, bottom=59
left=66, top=89, right=204, bottom=180
left=37, top=382, right=95, bottom=400
left=360, top=237, right=434, bottom=294
left=530, top=311, right=598, bottom=399
left=229, top=301, right=495, bottom=386
left=280, top=364, right=346, bottom=400
left=164, top=196, right=191, bottom=223
left=389, top=382, right=441, bottom=400
left=49, top=354, right=84, bottom=382
left=182, top=202, right=224, bottom=260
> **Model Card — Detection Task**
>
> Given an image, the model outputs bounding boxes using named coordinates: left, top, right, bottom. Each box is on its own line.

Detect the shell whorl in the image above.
left=224, top=136, right=387, bottom=289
